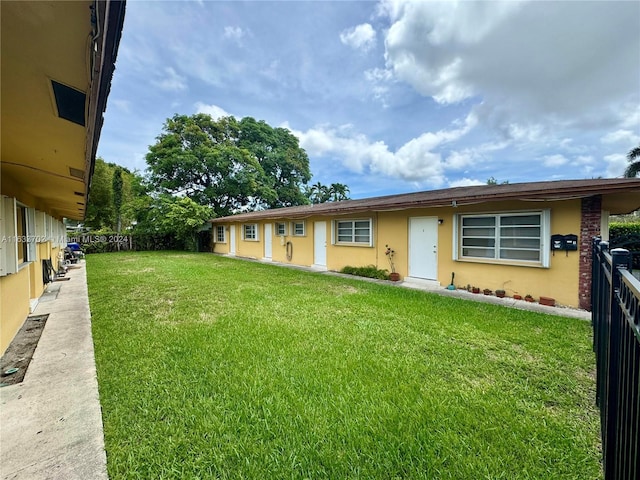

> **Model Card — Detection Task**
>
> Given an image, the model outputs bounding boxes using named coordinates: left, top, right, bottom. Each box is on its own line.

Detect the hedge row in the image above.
left=609, top=222, right=640, bottom=268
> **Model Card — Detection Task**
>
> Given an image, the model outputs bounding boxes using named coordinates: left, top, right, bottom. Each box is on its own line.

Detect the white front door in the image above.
left=409, top=217, right=438, bottom=280
left=230, top=225, right=236, bottom=255
left=264, top=223, right=272, bottom=260
left=313, top=221, right=327, bottom=267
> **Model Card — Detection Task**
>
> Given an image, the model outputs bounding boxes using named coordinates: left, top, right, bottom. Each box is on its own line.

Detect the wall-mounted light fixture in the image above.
left=438, top=219, right=444, bottom=225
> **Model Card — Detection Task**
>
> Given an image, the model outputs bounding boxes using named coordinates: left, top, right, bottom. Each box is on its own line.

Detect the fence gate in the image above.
left=591, top=238, right=640, bottom=480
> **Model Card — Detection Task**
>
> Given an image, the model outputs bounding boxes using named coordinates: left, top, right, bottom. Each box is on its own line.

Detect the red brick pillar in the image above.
left=578, top=195, right=602, bottom=310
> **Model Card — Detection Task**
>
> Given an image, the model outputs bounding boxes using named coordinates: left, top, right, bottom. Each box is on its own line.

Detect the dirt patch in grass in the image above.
left=0, top=314, right=49, bottom=387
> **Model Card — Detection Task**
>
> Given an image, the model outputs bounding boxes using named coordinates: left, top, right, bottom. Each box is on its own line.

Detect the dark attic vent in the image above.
left=51, top=80, right=86, bottom=126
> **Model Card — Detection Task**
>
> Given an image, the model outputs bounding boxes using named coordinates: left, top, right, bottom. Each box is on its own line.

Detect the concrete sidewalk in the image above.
left=0, top=262, right=107, bottom=480
left=246, top=255, right=592, bottom=321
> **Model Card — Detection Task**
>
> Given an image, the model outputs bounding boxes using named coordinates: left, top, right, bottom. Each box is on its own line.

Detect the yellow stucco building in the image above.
left=212, top=179, right=640, bottom=310
left=0, top=1, right=126, bottom=355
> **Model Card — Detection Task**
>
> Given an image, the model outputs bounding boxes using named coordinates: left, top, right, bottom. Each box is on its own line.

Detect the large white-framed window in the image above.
left=455, top=210, right=550, bottom=267
left=243, top=223, right=258, bottom=241
left=215, top=225, right=226, bottom=243
left=291, top=221, right=305, bottom=236
left=275, top=222, right=287, bottom=236
left=334, top=218, right=373, bottom=246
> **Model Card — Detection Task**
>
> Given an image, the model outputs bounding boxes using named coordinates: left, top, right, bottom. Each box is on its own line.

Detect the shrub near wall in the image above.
left=72, top=232, right=182, bottom=253
left=610, top=222, right=640, bottom=268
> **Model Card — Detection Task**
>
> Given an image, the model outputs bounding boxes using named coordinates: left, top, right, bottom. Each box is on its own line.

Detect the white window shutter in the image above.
left=26, top=207, right=36, bottom=261
left=1, top=196, right=19, bottom=275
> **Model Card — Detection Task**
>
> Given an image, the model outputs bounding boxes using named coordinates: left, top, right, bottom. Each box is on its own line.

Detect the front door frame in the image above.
left=408, top=216, right=438, bottom=280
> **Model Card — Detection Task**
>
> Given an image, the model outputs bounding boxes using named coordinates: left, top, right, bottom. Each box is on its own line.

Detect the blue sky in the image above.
left=97, top=0, right=640, bottom=199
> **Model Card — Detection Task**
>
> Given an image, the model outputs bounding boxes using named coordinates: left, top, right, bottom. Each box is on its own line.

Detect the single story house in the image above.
left=211, top=178, right=640, bottom=310
left=0, top=1, right=126, bottom=355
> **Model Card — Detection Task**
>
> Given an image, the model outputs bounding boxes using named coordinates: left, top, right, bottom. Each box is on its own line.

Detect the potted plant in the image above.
left=472, top=286, right=480, bottom=294
left=539, top=296, right=555, bottom=307
left=495, top=289, right=506, bottom=298
left=525, top=294, right=535, bottom=302
left=483, top=288, right=492, bottom=295
left=385, top=245, right=400, bottom=281
left=513, top=293, right=522, bottom=300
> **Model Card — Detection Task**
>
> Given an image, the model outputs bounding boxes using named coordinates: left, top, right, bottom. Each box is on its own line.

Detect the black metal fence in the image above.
left=591, top=238, right=640, bottom=479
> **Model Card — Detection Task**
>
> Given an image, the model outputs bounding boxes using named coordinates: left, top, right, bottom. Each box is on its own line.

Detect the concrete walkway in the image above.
left=0, top=262, right=107, bottom=480
left=245, top=255, right=592, bottom=321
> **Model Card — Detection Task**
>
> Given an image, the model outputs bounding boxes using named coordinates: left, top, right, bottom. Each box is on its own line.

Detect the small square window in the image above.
left=275, top=222, right=287, bottom=236
left=216, top=225, right=226, bottom=243
left=243, top=224, right=258, bottom=241
left=292, top=221, right=305, bottom=236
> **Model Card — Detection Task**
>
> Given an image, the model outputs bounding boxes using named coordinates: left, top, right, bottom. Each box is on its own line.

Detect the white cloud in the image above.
left=223, top=26, right=245, bottom=42
left=604, top=153, right=628, bottom=178
left=284, top=113, right=476, bottom=185
left=449, top=178, right=485, bottom=188
left=154, top=67, right=187, bottom=92
left=195, top=102, right=231, bottom=120
left=378, top=0, right=640, bottom=135
left=543, top=154, right=569, bottom=168
left=340, top=23, right=377, bottom=52
left=601, top=129, right=640, bottom=145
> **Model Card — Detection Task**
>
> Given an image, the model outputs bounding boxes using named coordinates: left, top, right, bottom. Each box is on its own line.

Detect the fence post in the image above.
left=603, top=248, right=632, bottom=479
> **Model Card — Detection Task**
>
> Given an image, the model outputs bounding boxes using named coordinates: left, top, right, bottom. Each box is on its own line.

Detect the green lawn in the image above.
left=87, top=252, right=602, bottom=479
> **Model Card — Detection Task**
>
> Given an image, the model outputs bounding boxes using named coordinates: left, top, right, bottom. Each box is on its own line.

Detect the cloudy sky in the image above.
left=97, top=0, right=640, bottom=199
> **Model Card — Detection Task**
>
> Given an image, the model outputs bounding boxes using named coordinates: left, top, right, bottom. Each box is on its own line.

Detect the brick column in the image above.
left=578, top=195, right=602, bottom=310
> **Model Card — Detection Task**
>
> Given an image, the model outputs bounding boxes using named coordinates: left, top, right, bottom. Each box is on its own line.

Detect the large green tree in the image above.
left=625, top=145, right=640, bottom=178
left=151, top=196, right=213, bottom=251
left=85, top=158, right=115, bottom=229
left=145, top=114, right=311, bottom=216
left=85, top=158, right=143, bottom=231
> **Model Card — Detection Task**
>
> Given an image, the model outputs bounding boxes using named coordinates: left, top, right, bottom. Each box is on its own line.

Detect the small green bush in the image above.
left=340, top=265, right=390, bottom=280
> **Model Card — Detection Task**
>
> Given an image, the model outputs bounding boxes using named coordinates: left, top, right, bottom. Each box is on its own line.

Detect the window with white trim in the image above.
left=243, top=224, right=258, bottom=241
left=275, top=222, right=287, bottom=236
left=335, top=219, right=372, bottom=245
left=291, top=221, right=305, bottom=236
left=216, top=225, right=226, bottom=243
left=457, top=211, right=549, bottom=266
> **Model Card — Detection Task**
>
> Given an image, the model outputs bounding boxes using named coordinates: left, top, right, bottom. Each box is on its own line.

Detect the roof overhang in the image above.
left=1, top=0, right=126, bottom=220
left=211, top=178, right=640, bottom=223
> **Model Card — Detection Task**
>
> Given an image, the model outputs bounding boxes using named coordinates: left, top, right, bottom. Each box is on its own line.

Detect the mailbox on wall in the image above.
left=551, top=234, right=579, bottom=256
left=551, top=234, right=565, bottom=251
left=564, top=234, right=578, bottom=251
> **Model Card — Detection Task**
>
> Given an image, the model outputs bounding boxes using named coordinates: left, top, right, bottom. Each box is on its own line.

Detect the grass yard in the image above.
left=87, top=252, right=601, bottom=479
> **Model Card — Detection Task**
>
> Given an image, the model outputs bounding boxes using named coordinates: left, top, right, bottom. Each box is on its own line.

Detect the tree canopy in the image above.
left=145, top=114, right=312, bottom=216
left=87, top=114, right=351, bottom=251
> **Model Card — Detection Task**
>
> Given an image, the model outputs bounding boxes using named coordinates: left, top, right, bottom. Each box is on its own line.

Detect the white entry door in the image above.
left=264, top=223, right=272, bottom=260
left=409, top=217, right=438, bottom=280
left=313, top=221, right=327, bottom=267
left=230, top=225, right=236, bottom=255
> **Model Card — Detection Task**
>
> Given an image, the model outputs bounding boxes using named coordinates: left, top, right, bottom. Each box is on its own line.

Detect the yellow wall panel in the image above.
left=0, top=267, right=30, bottom=355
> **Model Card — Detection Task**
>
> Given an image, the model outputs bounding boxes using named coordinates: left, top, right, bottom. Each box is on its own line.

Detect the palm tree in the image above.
left=329, top=183, right=350, bottom=201
left=307, top=182, right=330, bottom=204
left=625, top=145, right=640, bottom=178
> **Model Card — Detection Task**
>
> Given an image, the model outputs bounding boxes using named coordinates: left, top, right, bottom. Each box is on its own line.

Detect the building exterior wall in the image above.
left=212, top=198, right=590, bottom=308
left=1, top=191, right=66, bottom=355
left=1, top=266, right=30, bottom=355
